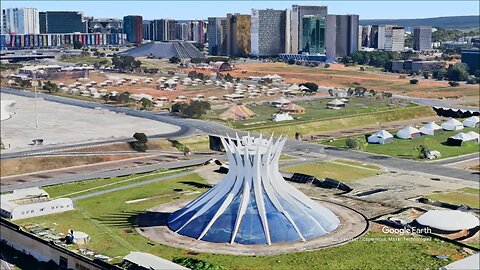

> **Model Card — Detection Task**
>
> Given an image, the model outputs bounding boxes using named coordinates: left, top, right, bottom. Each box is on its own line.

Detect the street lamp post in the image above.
left=31, top=77, right=39, bottom=129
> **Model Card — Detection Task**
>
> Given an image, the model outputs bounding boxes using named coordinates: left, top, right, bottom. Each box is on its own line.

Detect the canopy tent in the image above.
left=441, top=118, right=464, bottom=131
left=446, top=132, right=476, bottom=146
left=416, top=210, right=479, bottom=231
left=367, top=130, right=394, bottom=144
left=219, top=104, right=255, bottom=121
left=462, top=116, right=479, bottom=128
left=271, top=97, right=292, bottom=106
left=396, top=126, right=422, bottom=139
left=273, top=112, right=293, bottom=122
left=419, top=122, right=442, bottom=135
left=327, top=99, right=345, bottom=109
left=281, top=103, right=305, bottom=114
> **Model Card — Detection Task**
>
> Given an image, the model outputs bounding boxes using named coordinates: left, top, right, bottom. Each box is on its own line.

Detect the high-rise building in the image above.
left=226, top=13, right=251, bottom=57
left=289, top=5, right=327, bottom=54
left=88, top=18, right=123, bottom=34
left=413, top=26, right=432, bottom=51
left=301, top=15, right=325, bottom=54
left=175, top=22, right=190, bottom=41
left=326, top=14, right=359, bottom=60
left=123, top=15, right=143, bottom=44
left=384, top=25, right=405, bottom=52
left=190, top=20, right=206, bottom=43
left=369, top=25, right=385, bottom=49
left=2, top=8, right=40, bottom=34
left=360, top=25, right=372, bottom=48
left=461, top=49, right=480, bottom=75
left=207, top=17, right=227, bottom=55
left=151, top=19, right=176, bottom=41
left=142, top=20, right=153, bottom=41
left=251, top=9, right=286, bottom=57
left=39, top=11, right=85, bottom=33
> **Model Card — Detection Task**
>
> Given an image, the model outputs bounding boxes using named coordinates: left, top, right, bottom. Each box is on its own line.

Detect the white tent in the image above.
left=327, top=99, right=345, bottom=109
left=416, top=210, right=479, bottom=231
left=419, top=122, right=442, bottom=135
left=396, top=126, right=422, bottom=139
left=272, top=97, right=292, bottom=106
left=441, top=118, right=464, bottom=131
left=367, top=130, right=394, bottom=144
left=463, top=116, right=479, bottom=128
left=273, top=112, right=293, bottom=122
left=466, top=131, right=479, bottom=142
left=447, top=132, right=476, bottom=146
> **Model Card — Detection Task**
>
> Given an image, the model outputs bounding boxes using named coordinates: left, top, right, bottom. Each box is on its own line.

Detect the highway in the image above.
left=1, top=87, right=479, bottom=184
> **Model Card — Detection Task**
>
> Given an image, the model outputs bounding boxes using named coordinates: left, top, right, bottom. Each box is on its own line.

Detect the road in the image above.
left=1, top=87, right=479, bottom=184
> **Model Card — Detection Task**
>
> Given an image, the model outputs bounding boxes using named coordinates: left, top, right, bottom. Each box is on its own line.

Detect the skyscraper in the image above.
left=88, top=18, right=123, bottom=34
left=190, top=20, right=206, bottom=43
left=39, top=11, right=84, bottom=33
left=369, top=25, right=385, bottom=49
left=360, top=25, right=372, bottom=48
left=413, top=26, right=432, bottom=51
left=207, top=17, right=227, bottom=55
left=326, top=14, right=359, bottom=60
left=2, top=8, right=40, bottom=34
left=289, top=5, right=327, bottom=54
left=142, top=20, right=153, bottom=41
left=301, top=15, right=325, bottom=54
left=123, top=15, right=143, bottom=45
left=226, top=13, right=251, bottom=57
left=151, top=19, right=176, bottom=41
left=175, top=22, right=190, bottom=41
left=384, top=25, right=405, bottom=52
left=251, top=9, right=286, bottom=57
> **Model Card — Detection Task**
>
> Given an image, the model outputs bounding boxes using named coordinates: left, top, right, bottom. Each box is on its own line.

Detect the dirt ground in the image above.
left=222, top=63, right=479, bottom=99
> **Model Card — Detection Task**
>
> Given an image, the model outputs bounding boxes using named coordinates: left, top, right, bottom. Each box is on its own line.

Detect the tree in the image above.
left=177, top=100, right=211, bottom=119
left=169, top=56, right=181, bottom=64
left=410, top=79, right=419, bottom=84
left=433, top=69, right=447, bottom=80
left=140, top=97, right=153, bottom=110
left=287, top=59, right=296, bottom=65
left=446, top=63, right=469, bottom=81
left=117, top=91, right=131, bottom=104
left=42, top=80, right=59, bottom=93
left=324, top=63, right=330, bottom=68
left=346, top=138, right=364, bottom=150
left=73, top=40, right=83, bottom=49
left=112, top=55, right=141, bottom=71
left=132, top=132, right=148, bottom=152
left=299, top=82, right=318, bottom=93
left=423, top=71, right=430, bottom=79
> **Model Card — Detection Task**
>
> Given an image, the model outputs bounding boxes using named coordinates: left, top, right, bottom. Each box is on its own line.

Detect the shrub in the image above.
left=172, top=257, right=226, bottom=270
left=448, top=81, right=460, bottom=87
left=466, top=77, right=477, bottom=84
left=287, top=59, right=295, bottom=65
left=409, top=79, right=419, bottom=84
left=346, top=138, right=364, bottom=150
left=423, top=71, right=430, bottom=79
left=324, top=63, right=330, bottom=68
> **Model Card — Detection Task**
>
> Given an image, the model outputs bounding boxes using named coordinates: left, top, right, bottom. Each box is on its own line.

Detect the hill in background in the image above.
left=360, top=15, right=480, bottom=30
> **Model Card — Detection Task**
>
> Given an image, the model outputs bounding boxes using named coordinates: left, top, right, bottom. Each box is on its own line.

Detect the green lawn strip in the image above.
left=46, top=169, right=188, bottom=198
left=16, top=172, right=463, bottom=269
left=59, top=56, right=111, bottom=66
left=279, top=154, right=298, bottom=161
left=332, top=159, right=382, bottom=171
left=458, top=187, right=480, bottom=195
left=235, top=106, right=435, bottom=138
left=426, top=192, right=480, bottom=208
left=283, top=161, right=381, bottom=182
left=323, top=127, right=480, bottom=160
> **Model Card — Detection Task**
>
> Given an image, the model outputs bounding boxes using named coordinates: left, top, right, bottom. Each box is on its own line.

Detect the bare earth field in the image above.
left=0, top=93, right=179, bottom=151
left=224, top=63, right=479, bottom=99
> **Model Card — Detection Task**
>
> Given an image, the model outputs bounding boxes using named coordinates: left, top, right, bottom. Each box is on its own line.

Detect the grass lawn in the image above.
left=427, top=187, right=480, bottom=208
left=323, top=127, right=480, bottom=160
left=16, top=171, right=464, bottom=270
left=59, top=55, right=112, bottom=66
left=209, top=101, right=435, bottom=138
left=283, top=160, right=382, bottom=182
left=44, top=169, right=189, bottom=198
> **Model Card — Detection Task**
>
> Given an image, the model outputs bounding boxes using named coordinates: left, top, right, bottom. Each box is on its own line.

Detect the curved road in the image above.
left=1, top=87, right=478, bottom=182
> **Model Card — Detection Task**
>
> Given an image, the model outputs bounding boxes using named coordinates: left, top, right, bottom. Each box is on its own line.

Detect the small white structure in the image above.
left=416, top=210, right=479, bottom=231
left=396, top=126, right=422, bottom=139
left=0, top=187, right=74, bottom=220
left=367, top=130, right=394, bottom=144
left=440, top=253, right=480, bottom=270
left=67, top=230, right=90, bottom=245
left=327, top=99, right=345, bottom=109
left=1, top=100, right=16, bottom=121
left=271, top=97, right=291, bottom=107
left=122, top=252, right=187, bottom=270
left=419, top=122, right=442, bottom=135
left=447, top=132, right=477, bottom=146
left=466, top=131, right=479, bottom=142
left=273, top=112, right=293, bottom=122
left=463, top=116, right=479, bottom=128
left=441, top=118, right=464, bottom=131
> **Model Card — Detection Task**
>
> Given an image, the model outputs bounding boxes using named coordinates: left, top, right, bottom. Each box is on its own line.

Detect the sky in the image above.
left=2, top=1, right=479, bottom=20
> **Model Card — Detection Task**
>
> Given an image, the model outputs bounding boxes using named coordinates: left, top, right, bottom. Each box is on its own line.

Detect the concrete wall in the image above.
left=0, top=219, right=121, bottom=270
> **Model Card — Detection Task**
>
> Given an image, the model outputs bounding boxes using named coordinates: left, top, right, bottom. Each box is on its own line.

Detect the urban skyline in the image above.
left=2, top=1, right=479, bottom=20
